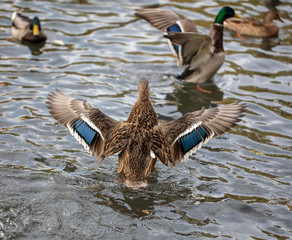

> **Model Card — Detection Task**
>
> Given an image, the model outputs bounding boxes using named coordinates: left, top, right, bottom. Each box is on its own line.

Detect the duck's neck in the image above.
left=210, top=23, right=224, bottom=53
left=263, top=11, right=275, bottom=25
left=127, top=100, right=158, bottom=128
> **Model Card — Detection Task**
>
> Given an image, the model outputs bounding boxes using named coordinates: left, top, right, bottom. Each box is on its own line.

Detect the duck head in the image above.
left=264, top=9, right=285, bottom=24
left=30, top=17, right=41, bottom=36
left=214, top=6, right=241, bottom=24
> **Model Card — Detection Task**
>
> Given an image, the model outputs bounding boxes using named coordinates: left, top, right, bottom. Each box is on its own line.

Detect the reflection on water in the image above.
left=0, top=0, right=292, bottom=239
left=165, top=81, right=224, bottom=115
left=22, top=42, right=46, bottom=56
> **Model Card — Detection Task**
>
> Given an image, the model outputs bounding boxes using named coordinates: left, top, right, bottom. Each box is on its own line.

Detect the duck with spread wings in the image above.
left=47, top=78, right=246, bottom=187
left=135, top=6, right=241, bottom=83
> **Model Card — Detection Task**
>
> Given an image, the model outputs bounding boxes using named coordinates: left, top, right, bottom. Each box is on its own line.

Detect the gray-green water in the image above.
left=1, top=0, right=292, bottom=239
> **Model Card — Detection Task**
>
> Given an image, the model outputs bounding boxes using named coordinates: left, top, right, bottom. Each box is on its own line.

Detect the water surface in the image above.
left=0, top=0, right=292, bottom=239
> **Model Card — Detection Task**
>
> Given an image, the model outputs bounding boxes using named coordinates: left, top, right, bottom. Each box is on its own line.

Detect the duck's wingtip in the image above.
left=11, top=11, right=18, bottom=21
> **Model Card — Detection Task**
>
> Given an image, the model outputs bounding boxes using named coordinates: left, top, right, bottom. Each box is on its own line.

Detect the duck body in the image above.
left=135, top=7, right=240, bottom=83
left=224, top=9, right=284, bottom=38
left=107, top=81, right=161, bottom=181
left=174, top=24, right=225, bottom=83
left=47, top=78, right=246, bottom=186
left=11, top=12, right=47, bottom=43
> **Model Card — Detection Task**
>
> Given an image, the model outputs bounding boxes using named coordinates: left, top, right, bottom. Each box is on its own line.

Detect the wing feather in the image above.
left=157, top=101, right=246, bottom=165
left=135, top=8, right=197, bottom=33
left=46, top=90, right=119, bottom=162
left=164, top=32, right=212, bottom=68
left=12, top=12, right=31, bottom=30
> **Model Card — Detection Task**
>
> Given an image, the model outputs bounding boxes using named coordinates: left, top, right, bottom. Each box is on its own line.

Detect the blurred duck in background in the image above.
left=224, top=7, right=284, bottom=38
left=135, top=6, right=241, bottom=83
left=11, top=11, right=47, bottom=43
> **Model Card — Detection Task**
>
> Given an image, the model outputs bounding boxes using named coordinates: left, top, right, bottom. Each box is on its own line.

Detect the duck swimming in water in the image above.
left=224, top=8, right=284, bottom=38
left=11, top=11, right=47, bottom=43
left=47, top=78, right=246, bottom=187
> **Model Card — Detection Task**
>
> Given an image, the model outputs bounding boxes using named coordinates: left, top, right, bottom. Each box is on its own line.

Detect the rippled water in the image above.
left=1, top=0, right=292, bottom=239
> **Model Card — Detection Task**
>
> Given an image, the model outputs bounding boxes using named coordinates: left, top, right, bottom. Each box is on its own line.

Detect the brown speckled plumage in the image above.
left=224, top=9, right=284, bottom=38
left=47, top=78, right=246, bottom=186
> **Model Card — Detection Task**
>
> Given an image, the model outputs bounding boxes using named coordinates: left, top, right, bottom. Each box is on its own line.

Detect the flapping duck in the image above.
left=135, top=6, right=241, bottom=83
left=47, top=79, right=245, bottom=187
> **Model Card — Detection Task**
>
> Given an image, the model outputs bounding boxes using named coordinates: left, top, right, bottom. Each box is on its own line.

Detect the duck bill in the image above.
left=234, top=13, right=242, bottom=19
left=33, top=25, right=40, bottom=36
left=277, top=17, right=285, bottom=24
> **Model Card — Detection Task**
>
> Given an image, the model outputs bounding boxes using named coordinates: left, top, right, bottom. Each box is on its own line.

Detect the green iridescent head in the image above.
left=214, top=6, right=241, bottom=24
left=30, top=17, right=41, bottom=36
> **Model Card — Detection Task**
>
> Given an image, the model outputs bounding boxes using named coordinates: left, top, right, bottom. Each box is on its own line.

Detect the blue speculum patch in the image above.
left=180, top=126, right=208, bottom=154
left=197, top=126, right=207, bottom=138
left=74, top=119, right=97, bottom=146
left=167, top=24, right=181, bottom=54
left=172, top=44, right=179, bottom=54
left=167, top=24, right=181, bottom=33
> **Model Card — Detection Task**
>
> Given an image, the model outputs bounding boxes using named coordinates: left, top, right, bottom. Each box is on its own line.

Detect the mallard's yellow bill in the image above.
left=234, top=13, right=242, bottom=19
left=33, top=25, right=40, bottom=36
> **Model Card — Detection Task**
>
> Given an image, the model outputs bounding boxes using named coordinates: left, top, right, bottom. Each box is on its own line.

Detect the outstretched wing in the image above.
left=47, top=90, right=119, bottom=162
left=156, top=101, right=246, bottom=166
left=135, top=8, right=197, bottom=33
left=136, top=9, right=200, bottom=67
left=164, top=32, right=212, bottom=68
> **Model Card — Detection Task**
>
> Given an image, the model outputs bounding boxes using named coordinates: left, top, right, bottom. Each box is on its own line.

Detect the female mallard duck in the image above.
left=47, top=78, right=245, bottom=187
left=135, top=6, right=241, bottom=83
left=11, top=11, right=47, bottom=43
left=224, top=9, right=284, bottom=38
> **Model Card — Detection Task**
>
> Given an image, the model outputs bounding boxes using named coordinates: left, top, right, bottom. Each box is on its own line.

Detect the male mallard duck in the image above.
left=224, top=9, right=284, bottom=38
left=11, top=11, right=47, bottom=43
left=47, top=78, right=245, bottom=187
left=135, top=6, right=241, bottom=83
